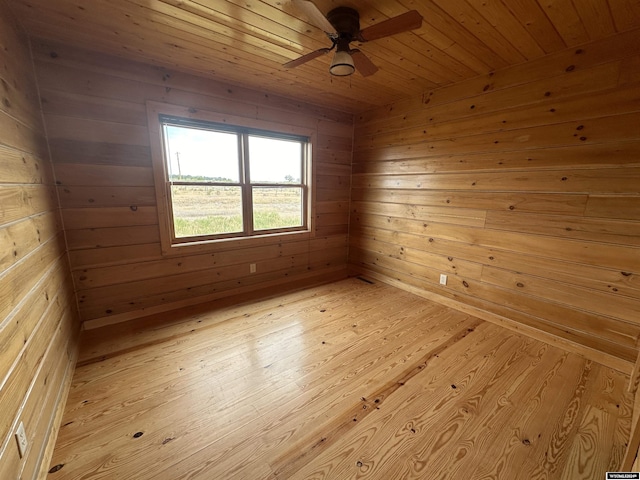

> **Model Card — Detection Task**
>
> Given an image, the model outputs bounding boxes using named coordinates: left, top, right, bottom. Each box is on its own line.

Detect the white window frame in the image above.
left=147, top=102, right=315, bottom=255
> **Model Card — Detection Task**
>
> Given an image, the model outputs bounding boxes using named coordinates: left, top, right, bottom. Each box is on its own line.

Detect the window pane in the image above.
left=253, top=187, right=303, bottom=231
left=164, top=125, right=239, bottom=182
left=171, top=185, right=243, bottom=237
left=248, top=136, right=302, bottom=184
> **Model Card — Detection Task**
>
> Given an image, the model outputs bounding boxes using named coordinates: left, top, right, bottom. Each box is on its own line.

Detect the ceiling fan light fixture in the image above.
left=329, top=50, right=355, bottom=76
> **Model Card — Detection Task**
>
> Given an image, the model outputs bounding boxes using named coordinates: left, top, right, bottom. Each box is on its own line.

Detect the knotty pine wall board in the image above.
left=354, top=213, right=640, bottom=272
left=0, top=1, right=80, bottom=478
left=586, top=196, right=640, bottom=221
left=57, top=186, right=157, bottom=209
left=352, top=223, right=640, bottom=299
left=30, top=39, right=353, bottom=125
left=76, top=243, right=348, bottom=321
left=73, top=238, right=345, bottom=290
left=350, top=28, right=640, bottom=370
left=32, top=39, right=354, bottom=325
left=355, top=61, right=623, bottom=141
left=351, top=188, right=589, bottom=215
left=355, top=27, right=640, bottom=128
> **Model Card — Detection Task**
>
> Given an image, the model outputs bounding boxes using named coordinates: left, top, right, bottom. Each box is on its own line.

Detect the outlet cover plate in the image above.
left=439, top=274, right=448, bottom=286
left=16, top=421, right=28, bottom=459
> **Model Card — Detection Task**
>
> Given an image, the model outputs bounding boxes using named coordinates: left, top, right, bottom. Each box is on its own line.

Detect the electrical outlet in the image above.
left=439, top=274, right=448, bottom=286
left=250, top=263, right=256, bottom=273
left=15, top=422, right=28, bottom=459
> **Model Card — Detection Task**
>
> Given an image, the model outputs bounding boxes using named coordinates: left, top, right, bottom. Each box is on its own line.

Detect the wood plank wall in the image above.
left=0, top=2, right=80, bottom=479
left=350, top=28, right=640, bottom=372
left=29, top=39, right=353, bottom=326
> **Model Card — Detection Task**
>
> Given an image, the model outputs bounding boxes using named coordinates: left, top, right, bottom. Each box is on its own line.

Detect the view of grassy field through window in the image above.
left=171, top=185, right=303, bottom=237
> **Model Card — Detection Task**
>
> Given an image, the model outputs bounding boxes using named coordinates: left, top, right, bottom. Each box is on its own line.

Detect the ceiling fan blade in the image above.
left=351, top=50, right=378, bottom=77
left=283, top=48, right=331, bottom=69
left=292, top=0, right=337, bottom=35
left=358, top=10, right=423, bottom=42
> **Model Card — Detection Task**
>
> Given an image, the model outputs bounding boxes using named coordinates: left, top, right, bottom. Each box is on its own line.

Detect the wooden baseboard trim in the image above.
left=34, top=335, right=79, bottom=480
left=353, top=267, right=633, bottom=375
left=83, top=267, right=349, bottom=330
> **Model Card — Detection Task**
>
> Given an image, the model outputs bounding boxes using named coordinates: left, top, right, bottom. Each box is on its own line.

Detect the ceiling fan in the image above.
left=285, top=0, right=423, bottom=77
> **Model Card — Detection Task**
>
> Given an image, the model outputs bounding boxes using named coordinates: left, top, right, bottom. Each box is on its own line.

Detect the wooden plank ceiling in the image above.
left=9, top=0, right=640, bottom=113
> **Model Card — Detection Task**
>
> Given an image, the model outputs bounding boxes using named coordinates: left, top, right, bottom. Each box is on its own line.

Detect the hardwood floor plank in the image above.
left=289, top=331, right=547, bottom=479
left=400, top=340, right=558, bottom=479
left=560, top=406, right=616, bottom=480
left=270, top=319, right=482, bottom=478
left=99, top=304, right=472, bottom=479
left=46, top=278, right=632, bottom=479
left=473, top=350, right=587, bottom=479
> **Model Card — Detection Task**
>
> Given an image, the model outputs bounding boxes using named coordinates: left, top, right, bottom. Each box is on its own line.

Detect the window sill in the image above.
left=161, top=229, right=313, bottom=256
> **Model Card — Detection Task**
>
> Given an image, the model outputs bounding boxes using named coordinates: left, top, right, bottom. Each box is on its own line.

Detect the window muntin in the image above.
left=160, top=115, right=309, bottom=243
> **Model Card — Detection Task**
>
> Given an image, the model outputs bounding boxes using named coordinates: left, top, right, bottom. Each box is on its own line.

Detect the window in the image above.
left=152, top=112, right=311, bottom=249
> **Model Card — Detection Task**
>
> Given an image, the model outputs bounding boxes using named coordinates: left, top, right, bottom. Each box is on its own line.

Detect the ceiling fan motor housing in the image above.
left=326, top=7, right=360, bottom=42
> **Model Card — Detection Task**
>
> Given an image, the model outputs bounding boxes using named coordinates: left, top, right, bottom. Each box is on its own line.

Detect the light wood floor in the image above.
left=47, top=278, right=633, bottom=479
